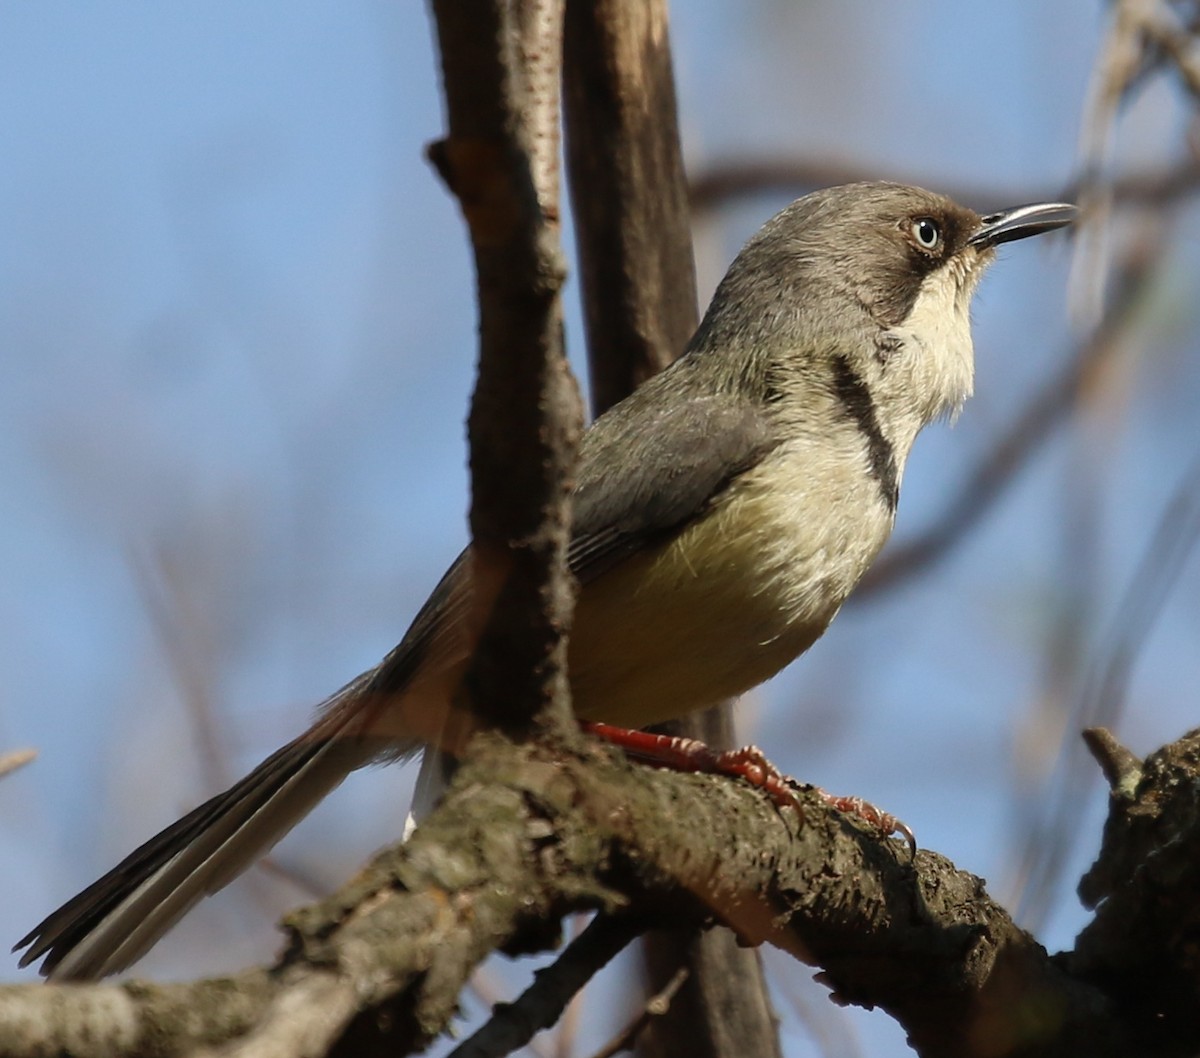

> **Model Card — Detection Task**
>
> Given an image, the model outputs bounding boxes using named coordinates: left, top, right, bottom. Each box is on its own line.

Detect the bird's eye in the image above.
left=911, top=217, right=941, bottom=250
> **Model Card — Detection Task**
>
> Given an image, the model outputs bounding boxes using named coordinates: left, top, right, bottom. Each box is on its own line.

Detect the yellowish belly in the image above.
left=568, top=453, right=893, bottom=727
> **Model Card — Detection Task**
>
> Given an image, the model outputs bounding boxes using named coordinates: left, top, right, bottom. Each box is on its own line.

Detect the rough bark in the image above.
left=427, top=0, right=580, bottom=737
left=8, top=729, right=1200, bottom=1056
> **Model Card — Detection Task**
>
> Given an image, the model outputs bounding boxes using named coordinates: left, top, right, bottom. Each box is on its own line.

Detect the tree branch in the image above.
left=688, top=155, right=1200, bottom=218
left=0, top=748, right=35, bottom=781
left=563, top=0, right=697, bottom=410
left=587, top=964, right=691, bottom=1058
left=447, top=912, right=648, bottom=1058
left=428, top=0, right=581, bottom=736
left=561, top=5, right=783, bottom=1056
left=11, top=725, right=1200, bottom=1055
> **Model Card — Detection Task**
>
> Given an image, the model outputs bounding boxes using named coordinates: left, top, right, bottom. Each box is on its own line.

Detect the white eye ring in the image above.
left=911, top=217, right=941, bottom=250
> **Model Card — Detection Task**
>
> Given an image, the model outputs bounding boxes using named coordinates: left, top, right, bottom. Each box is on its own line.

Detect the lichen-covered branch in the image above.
left=8, top=726, right=1200, bottom=1056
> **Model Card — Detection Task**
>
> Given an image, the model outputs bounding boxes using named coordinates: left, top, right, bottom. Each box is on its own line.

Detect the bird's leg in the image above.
left=817, top=793, right=916, bottom=853
left=579, top=720, right=915, bottom=851
left=580, top=720, right=799, bottom=807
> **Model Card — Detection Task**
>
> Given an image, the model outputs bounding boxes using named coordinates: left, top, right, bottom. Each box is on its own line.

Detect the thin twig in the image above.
left=687, top=156, right=1200, bottom=217
left=446, top=914, right=648, bottom=1058
left=584, top=965, right=689, bottom=1058
left=1017, top=445, right=1200, bottom=923
left=551, top=913, right=591, bottom=1058
left=0, top=748, right=36, bottom=780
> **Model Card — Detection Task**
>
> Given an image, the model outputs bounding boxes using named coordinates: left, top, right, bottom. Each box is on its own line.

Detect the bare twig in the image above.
left=0, top=748, right=36, bottom=780
left=585, top=965, right=690, bottom=1058
left=1017, top=444, right=1200, bottom=922
left=447, top=914, right=647, bottom=1058
left=687, top=156, right=1200, bottom=217
left=1082, top=728, right=1143, bottom=796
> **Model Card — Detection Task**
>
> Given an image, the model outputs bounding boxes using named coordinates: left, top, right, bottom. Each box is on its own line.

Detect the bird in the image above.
left=15, top=181, right=1075, bottom=981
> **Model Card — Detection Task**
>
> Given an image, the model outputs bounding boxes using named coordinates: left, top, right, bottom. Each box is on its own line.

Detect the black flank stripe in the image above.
left=831, top=355, right=899, bottom=512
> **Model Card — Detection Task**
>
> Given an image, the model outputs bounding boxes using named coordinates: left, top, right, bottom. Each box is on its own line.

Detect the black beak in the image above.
left=968, top=201, right=1077, bottom=248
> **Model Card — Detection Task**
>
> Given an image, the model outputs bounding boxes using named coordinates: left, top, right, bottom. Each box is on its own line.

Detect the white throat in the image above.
left=877, top=254, right=982, bottom=461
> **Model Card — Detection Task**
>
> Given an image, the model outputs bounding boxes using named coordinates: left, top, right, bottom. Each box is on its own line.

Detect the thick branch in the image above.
left=563, top=0, right=697, bottom=411
left=428, top=0, right=580, bottom=735
left=1069, top=728, right=1200, bottom=1052
left=561, top=5, right=781, bottom=1057
left=14, top=725, right=1200, bottom=1056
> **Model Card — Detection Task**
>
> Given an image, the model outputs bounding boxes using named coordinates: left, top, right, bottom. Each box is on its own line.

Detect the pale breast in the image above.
left=568, top=441, right=895, bottom=727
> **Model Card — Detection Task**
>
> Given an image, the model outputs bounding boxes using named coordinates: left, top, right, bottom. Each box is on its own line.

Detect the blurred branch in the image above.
left=1141, top=0, right=1200, bottom=99
left=586, top=965, right=690, bottom=1058
left=1007, top=1, right=1200, bottom=926
left=130, top=548, right=228, bottom=789
left=855, top=226, right=1162, bottom=601
left=561, top=5, right=783, bottom=1058
left=0, top=749, right=36, bottom=781
left=564, top=0, right=696, bottom=410
left=1070, top=0, right=1200, bottom=323
left=1016, top=443, right=1200, bottom=922
left=688, top=155, right=1200, bottom=217
left=776, top=962, right=866, bottom=1058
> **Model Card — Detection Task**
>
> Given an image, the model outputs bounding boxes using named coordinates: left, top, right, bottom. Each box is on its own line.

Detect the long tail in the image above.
left=14, top=731, right=398, bottom=981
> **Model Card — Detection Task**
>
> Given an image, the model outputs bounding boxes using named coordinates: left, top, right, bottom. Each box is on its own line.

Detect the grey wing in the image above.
left=361, top=391, right=777, bottom=698
left=568, top=393, right=778, bottom=583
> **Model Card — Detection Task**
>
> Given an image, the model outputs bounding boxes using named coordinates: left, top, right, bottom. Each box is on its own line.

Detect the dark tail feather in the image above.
left=14, top=733, right=395, bottom=981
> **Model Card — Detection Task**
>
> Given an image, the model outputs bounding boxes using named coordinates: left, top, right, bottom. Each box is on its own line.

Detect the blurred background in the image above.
left=3, top=2, right=1199, bottom=1055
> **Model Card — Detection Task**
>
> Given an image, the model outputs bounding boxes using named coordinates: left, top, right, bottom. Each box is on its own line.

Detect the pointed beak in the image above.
left=968, top=201, right=1077, bottom=248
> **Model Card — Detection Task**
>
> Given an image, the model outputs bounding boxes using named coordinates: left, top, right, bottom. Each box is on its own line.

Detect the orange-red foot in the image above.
left=815, top=791, right=916, bottom=853
left=580, top=720, right=916, bottom=852
left=581, top=720, right=801, bottom=809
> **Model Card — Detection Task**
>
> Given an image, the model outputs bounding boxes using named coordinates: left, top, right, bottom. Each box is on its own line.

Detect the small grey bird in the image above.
left=16, top=182, right=1074, bottom=981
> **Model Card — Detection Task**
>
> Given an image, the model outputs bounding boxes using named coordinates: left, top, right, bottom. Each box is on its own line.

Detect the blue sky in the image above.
left=4, top=3, right=1198, bottom=1054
